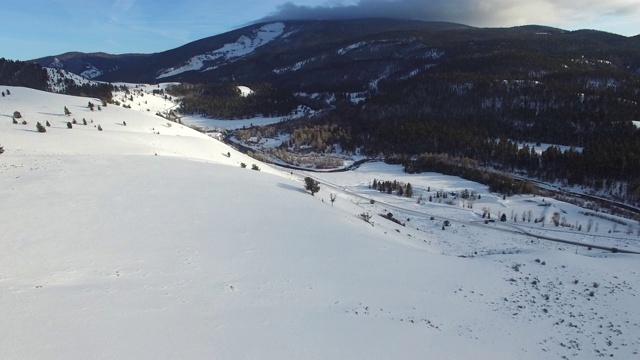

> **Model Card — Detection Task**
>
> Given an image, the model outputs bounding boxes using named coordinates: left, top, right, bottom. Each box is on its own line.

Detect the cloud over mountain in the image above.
left=261, top=0, right=640, bottom=30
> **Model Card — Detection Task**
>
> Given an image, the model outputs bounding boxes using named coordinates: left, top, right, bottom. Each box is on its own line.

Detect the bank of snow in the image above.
left=1, top=86, right=639, bottom=360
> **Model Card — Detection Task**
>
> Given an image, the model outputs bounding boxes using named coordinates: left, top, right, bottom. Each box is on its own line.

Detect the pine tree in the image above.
left=36, top=122, right=46, bottom=133
left=45, top=120, right=50, bottom=127
left=67, top=122, right=72, bottom=129
left=304, top=177, right=320, bottom=196
left=64, top=106, right=71, bottom=116
left=405, top=183, right=413, bottom=198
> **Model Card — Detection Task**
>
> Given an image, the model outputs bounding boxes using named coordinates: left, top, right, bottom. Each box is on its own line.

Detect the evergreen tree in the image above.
left=67, top=122, right=72, bottom=129
left=304, top=177, right=320, bottom=196
left=64, top=106, right=71, bottom=116
left=36, top=122, right=46, bottom=133
left=405, top=183, right=413, bottom=198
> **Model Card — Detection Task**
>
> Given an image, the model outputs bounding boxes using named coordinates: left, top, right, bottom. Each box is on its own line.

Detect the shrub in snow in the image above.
left=82, top=118, right=87, bottom=126
left=359, top=212, right=372, bottom=223
left=21, top=120, right=27, bottom=125
left=122, top=121, right=126, bottom=126
left=64, top=106, right=71, bottom=116
left=1, top=92, right=4, bottom=97
left=88, top=101, right=94, bottom=111
left=12, top=118, right=17, bottom=124
left=97, top=125, right=103, bottom=131
left=6, top=89, right=10, bottom=95
left=251, top=164, right=260, bottom=171
left=45, top=121, right=51, bottom=127
left=0, top=145, right=4, bottom=154
left=36, top=122, right=46, bottom=133
left=72, top=119, right=77, bottom=124
left=13, top=111, right=21, bottom=119
left=67, top=122, right=72, bottom=129
left=240, top=162, right=247, bottom=168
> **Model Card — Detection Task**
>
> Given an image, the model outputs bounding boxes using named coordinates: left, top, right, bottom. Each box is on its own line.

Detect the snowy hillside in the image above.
left=46, top=67, right=102, bottom=93
left=157, top=22, right=285, bottom=79
left=1, top=86, right=639, bottom=359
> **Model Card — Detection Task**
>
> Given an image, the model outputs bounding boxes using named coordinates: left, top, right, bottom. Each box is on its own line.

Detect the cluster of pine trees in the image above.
left=167, top=83, right=301, bottom=119
left=371, top=179, right=413, bottom=198
left=0, top=58, right=48, bottom=90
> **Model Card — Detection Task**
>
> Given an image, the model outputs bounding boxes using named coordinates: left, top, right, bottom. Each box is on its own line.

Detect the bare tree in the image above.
left=330, top=193, right=337, bottom=207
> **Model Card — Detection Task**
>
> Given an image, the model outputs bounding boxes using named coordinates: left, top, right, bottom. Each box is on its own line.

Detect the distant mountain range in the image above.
left=30, top=19, right=640, bottom=94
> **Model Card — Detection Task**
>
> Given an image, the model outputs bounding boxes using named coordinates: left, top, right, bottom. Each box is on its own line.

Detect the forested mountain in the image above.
left=0, top=58, right=49, bottom=90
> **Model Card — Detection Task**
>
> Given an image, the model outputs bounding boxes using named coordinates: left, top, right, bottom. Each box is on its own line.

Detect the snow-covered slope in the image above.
left=157, top=23, right=285, bottom=79
left=1, top=86, right=639, bottom=359
left=46, top=67, right=103, bottom=93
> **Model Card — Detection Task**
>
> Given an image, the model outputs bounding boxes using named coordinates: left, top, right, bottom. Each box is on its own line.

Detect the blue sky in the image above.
left=2, top=0, right=639, bottom=61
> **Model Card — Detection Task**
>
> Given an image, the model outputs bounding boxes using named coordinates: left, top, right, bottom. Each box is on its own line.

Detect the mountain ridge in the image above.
left=28, top=19, right=640, bottom=92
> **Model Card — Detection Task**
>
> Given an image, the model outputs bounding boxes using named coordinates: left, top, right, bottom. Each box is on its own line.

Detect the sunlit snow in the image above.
left=157, top=23, right=285, bottom=79
left=1, top=84, right=639, bottom=360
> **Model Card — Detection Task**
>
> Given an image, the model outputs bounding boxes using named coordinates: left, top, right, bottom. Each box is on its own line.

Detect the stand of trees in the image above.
left=167, top=83, right=301, bottom=119
left=0, top=58, right=48, bottom=90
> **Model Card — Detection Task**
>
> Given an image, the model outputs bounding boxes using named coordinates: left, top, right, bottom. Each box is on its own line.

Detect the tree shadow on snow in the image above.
left=277, top=182, right=306, bottom=193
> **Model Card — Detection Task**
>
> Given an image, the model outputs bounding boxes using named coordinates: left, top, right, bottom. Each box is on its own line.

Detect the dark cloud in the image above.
left=260, top=0, right=640, bottom=30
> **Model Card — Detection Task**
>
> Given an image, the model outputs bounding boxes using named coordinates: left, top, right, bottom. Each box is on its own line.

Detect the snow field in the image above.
left=1, top=85, right=639, bottom=359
